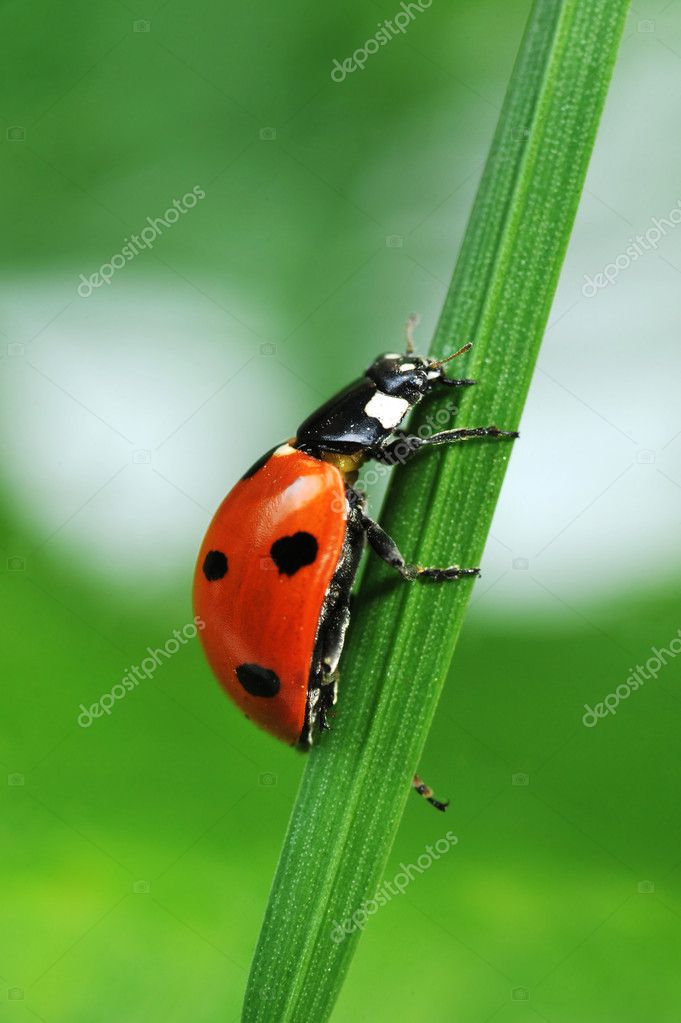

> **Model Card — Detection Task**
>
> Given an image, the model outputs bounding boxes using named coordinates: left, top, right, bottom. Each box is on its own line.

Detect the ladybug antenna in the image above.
left=412, top=773, right=449, bottom=812
left=431, top=342, right=472, bottom=369
left=405, top=313, right=420, bottom=355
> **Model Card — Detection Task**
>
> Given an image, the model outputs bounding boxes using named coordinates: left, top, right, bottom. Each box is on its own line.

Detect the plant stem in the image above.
left=243, top=2, right=629, bottom=1020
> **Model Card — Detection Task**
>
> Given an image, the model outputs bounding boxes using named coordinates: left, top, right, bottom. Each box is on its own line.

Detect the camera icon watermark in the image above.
left=512, top=772, right=529, bottom=786
left=7, top=773, right=24, bottom=786
left=512, top=557, right=529, bottom=570
left=637, top=19, right=654, bottom=33
left=259, top=342, right=277, bottom=356
left=132, top=449, right=151, bottom=464
left=133, top=880, right=151, bottom=894
left=385, top=234, right=404, bottom=248
left=259, top=772, right=278, bottom=787
left=637, top=880, right=655, bottom=894
left=8, top=988, right=24, bottom=1001
left=512, top=987, right=530, bottom=1002
left=133, top=19, right=150, bottom=32
left=636, top=449, right=655, bottom=465
left=259, top=127, right=277, bottom=141
left=7, top=556, right=25, bottom=572
left=7, top=342, right=24, bottom=357
left=7, top=126, right=25, bottom=142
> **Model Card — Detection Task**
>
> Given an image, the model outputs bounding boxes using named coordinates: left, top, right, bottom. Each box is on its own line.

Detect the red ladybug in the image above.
left=194, top=321, right=517, bottom=809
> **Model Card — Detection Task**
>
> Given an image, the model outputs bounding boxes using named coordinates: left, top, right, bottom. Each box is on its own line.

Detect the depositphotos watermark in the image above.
left=582, top=630, right=681, bottom=727
left=582, top=198, right=681, bottom=297
left=77, top=617, right=205, bottom=727
left=330, top=830, right=458, bottom=943
left=77, top=185, right=206, bottom=297
left=331, top=0, right=433, bottom=82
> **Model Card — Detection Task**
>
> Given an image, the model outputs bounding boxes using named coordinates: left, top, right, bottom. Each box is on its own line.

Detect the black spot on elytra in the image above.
left=202, top=550, right=228, bottom=581
left=236, top=663, right=280, bottom=698
left=270, top=531, right=318, bottom=576
left=241, top=445, right=278, bottom=480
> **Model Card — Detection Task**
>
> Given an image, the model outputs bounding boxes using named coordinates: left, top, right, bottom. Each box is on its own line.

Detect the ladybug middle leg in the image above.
left=356, top=505, right=480, bottom=581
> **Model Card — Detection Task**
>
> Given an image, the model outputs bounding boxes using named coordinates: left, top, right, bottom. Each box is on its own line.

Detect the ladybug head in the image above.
left=365, top=352, right=439, bottom=403
left=365, top=342, right=473, bottom=405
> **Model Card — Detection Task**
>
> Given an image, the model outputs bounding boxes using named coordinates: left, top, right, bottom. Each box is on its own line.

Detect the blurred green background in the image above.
left=2, top=0, right=681, bottom=1020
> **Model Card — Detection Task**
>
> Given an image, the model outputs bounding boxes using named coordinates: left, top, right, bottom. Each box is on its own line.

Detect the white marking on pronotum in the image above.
left=273, top=443, right=296, bottom=457
left=400, top=362, right=416, bottom=371
left=364, top=392, right=410, bottom=429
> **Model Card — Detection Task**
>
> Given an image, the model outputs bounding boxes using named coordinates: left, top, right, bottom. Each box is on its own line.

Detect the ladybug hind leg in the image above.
left=301, top=592, right=351, bottom=743
left=412, top=774, right=449, bottom=812
left=303, top=503, right=365, bottom=743
left=314, top=600, right=349, bottom=732
left=321, top=601, right=351, bottom=678
left=318, top=672, right=339, bottom=731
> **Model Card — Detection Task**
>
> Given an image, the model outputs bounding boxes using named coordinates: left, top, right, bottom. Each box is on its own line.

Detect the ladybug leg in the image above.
left=358, top=510, right=480, bottom=581
left=304, top=506, right=365, bottom=743
left=412, top=774, right=449, bottom=812
left=315, top=599, right=350, bottom=733
left=318, top=673, right=339, bottom=731
left=315, top=601, right=349, bottom=733
left=416, top=425, right=518, bottom=446
left=306, top=670, right=339, bottom=736
left=438, top=376, right=476, bottom=389
left=320, top=603, right=351, bottom=677
left=374, top=426, right=518, bottom=466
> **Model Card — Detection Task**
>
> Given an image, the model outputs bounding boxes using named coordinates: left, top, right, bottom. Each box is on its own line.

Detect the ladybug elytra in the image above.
left=193, top=319, right=518, bottom=810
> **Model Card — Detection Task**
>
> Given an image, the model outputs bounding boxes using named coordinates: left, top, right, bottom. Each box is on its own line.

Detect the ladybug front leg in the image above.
left=374, top=426, right=518, bottom=466
left=438, top=375, right=476, bottom=389
left=358, top=510, right=479, bottom=581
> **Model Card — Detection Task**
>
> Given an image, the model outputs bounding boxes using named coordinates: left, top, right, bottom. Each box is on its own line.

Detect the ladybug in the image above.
left=193, top=318, right=518, bottom=810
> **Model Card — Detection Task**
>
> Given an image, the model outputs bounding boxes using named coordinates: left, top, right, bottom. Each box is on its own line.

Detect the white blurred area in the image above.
left=1, top=19, right=680, bottom=608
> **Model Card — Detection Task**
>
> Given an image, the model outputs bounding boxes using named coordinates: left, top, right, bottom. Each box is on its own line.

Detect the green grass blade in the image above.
left=243, top=2, right=629, bottom=1020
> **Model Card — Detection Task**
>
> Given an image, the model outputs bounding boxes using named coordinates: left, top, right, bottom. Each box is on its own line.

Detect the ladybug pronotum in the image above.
left=193, top=319, right=518, bottom=810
